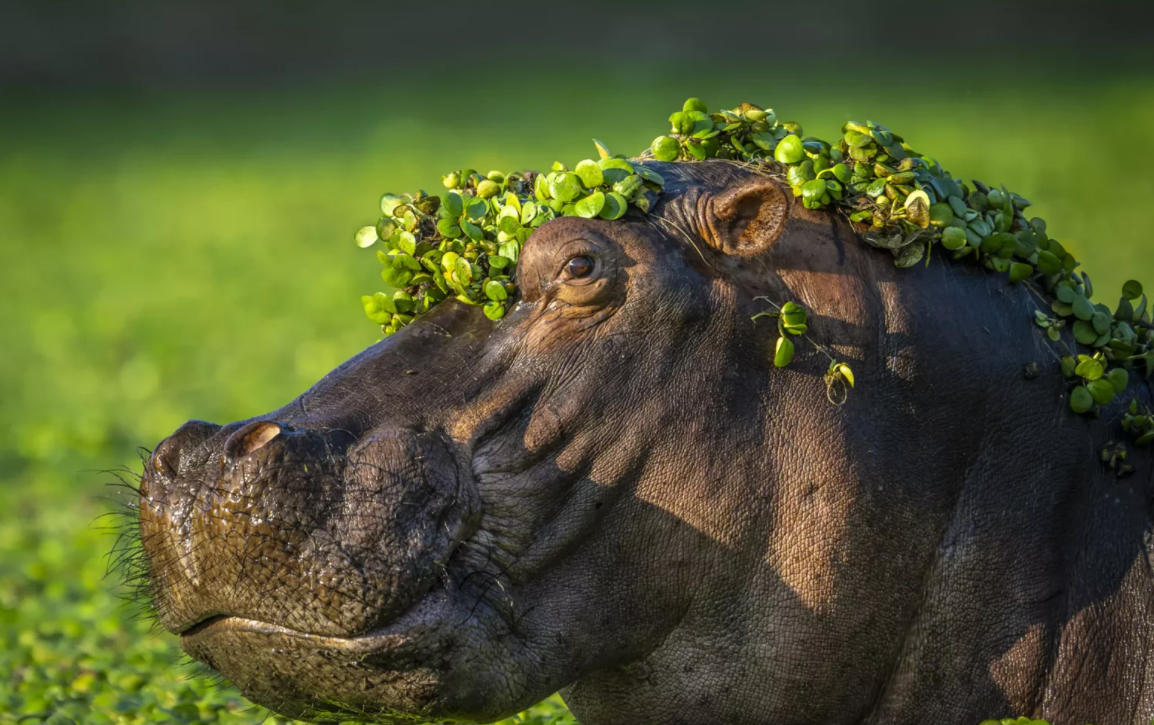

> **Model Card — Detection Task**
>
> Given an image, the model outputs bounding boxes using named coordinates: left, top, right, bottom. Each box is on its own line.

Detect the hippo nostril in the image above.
left=222, top=421, right=283, bottom=463
left=151, top=419, right=222, bottom=480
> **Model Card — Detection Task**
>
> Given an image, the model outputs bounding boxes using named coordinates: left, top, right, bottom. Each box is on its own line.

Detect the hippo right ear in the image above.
left=708, top=178, right=790, bottom=256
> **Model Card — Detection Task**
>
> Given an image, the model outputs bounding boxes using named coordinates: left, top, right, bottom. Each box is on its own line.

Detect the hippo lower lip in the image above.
left=180, top=614, right=414, bottom=652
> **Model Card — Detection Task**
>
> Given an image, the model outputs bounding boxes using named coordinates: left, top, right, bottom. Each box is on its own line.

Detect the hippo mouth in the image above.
left=172, top=576, right=473, bottom=722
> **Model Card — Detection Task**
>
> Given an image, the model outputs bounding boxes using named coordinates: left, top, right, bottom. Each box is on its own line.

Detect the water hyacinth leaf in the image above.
left=1087, top=379, right=1116, bottom=406
left=801, top=179, right=827, bottom=207
left=355, top=226, right=379, bottom=248
left=380, top=193, right=403, bottom=216
left=633, top=164, right=665, bottom=186
left=484, top=280, right=508, bottom=302
left=1037, top=250, right=1063, bottom=275
left=1073, top=319, right=1099, bottom=345
left=774, top=336, right=795, bottom=368
left=774, top=134, right=804, bottom=164
left=940, top=227, right=967, bottom=251
left=1072, top=295, right=1095, bottom=321
left=575, top=159, right=604, bottom=188
left=550, top=172, right=583, bottom=202
left=1107, top=368, right=1130, bottom=393
left=454, top=257, right=473, bottom=285
left=599, top=192, right=628, bottom=220
left=483, top=301, right=505, bottom=321
left=488, top=255, right=511, bottom=270
left=572, top=191, right=606, bottom=218
left=1070, top=386, right=1094, bottom=414
left=599, top=157, right=634, bottom=184
left=683, top=97, right=709, bottom=113
left=1091, top=310, right=1112, bottom=335
left=475, top=179, right=499, bottom=198
left=592, top=138, right=612, bottom=159
left=1123, top=280, right=1144, bottom=300
left=394, top=231, right=416, bottom=255
left=461, top=220, right=484, bottom=241
left=465, top=196, right=488, bottom=221
left=382, top=262, right=414, bottom=289
left=929, top=203, right=954, bottom=227
left=1008, top=262, right=1033, bottom=283
left=1075, top=356, right=1105, bottom=381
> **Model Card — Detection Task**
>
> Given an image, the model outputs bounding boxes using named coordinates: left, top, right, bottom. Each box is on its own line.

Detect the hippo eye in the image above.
left=566, top=255, right=594, bottom=279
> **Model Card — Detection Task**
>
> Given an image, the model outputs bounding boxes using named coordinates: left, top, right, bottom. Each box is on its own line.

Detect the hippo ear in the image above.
left=708, top=178, right=790, bottom=256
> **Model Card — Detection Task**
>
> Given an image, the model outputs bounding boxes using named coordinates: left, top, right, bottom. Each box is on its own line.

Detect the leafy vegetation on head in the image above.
left=357, top=97, right=1153, bottom=459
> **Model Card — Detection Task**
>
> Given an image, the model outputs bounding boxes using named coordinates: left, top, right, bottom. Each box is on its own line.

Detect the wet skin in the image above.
left=138, top=161, right=1154, bottom=724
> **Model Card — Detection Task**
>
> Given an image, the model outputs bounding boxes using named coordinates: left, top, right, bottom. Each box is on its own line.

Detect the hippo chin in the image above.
left=137, top=160, right=1154, bottom=724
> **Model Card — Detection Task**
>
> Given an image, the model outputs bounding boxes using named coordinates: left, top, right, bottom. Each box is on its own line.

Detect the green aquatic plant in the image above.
left=356, top=97, right=1152, bottom=426
left=356, top=151, right=662, bottom=335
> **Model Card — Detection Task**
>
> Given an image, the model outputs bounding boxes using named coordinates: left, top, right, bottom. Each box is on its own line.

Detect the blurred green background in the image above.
left=2, top=1, right=1154, bottom=722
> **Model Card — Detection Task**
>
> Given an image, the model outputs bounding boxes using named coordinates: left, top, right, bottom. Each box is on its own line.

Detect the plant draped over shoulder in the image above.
left=355, top=97, right=1154, bottom=461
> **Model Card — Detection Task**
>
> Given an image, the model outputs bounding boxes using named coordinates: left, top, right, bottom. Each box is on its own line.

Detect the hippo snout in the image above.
left=139, top=418, right=480, bottom=643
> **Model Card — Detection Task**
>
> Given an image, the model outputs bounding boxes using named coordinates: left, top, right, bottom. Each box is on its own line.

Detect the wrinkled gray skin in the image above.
left=138, top=161, right=1154, bottom=725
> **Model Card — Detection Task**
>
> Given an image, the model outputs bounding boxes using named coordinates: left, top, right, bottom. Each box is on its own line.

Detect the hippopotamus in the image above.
left=136, top=160, right=1154, bottom=725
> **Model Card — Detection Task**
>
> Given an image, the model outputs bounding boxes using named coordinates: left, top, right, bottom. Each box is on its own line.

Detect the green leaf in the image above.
left=465, top=197, right=489, bottom=221
left=483, top=301, right=505, bottom=321
left=1074, top=356, right=1105, bottom=381
left=444, top=191, right=464, bottom=217
left=592, top=138, right=612, bottom=159
left=1107, top=367, right=1129, bottom=393
left=1008, top=262, right=1033, bottom=283
left=599, top=157, right=634, bottom=184
left=651, top=135, right=680, bottom=162
left=1123, top=280, right=1144, bottom=300
left=380, top=193, right=403, bottom=216
left=489, top=255, right=511, bottom=270
left=571, top=191, right=606, bottom=218
left=773, top=336, right=795, bottom=368
left=484, top=280, right=508, bottom=301
left=1087, top=379, right=1116, bottom=406
left=550, top=172, right=583, bottom=202
left=1072, top=295, right=1095, bottom=321
left=382, top=263, right=413, bottom=289
left=1036, top=250, right=1062, bottom=275
left=1091, top=310, right=1112, bottom=335
left=599, top=192, right=628, bottom=220
left=574, top=159, right=604, bottom=188
left=395, top=231, right=416, bottom=255
left=774, top=135, right=805, bottom=164
left=355, top=226, right=379, bottom=248
left=454, top=256, right=473, bottom=285
left=683, top=97, right=708, bottom=113
left=461, top=220, right=485, bottom=241
left=633, top=164, right=665, bottom=186
left=1073, top=319, right=1099, bottom=345
left=1070, top=386, right=1094, bottom=414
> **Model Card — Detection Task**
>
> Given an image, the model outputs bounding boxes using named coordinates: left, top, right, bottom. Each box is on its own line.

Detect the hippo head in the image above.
left=137, top=160, right=869, bottom=723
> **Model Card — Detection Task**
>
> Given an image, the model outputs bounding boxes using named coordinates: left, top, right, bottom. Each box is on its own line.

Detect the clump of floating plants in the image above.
left=355, top=97, right=1153, bottom=444
left=355, top=151, right=662, bottom=332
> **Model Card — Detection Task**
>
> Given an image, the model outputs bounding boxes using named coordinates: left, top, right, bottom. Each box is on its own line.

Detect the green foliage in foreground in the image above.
left=0, top=502, right=574, bottom=725
left=3, top=78, right=1154, bottom=724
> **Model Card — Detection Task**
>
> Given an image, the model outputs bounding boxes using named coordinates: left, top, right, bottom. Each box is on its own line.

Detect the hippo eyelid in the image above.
left=552, top=240, right=603, bottom=286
